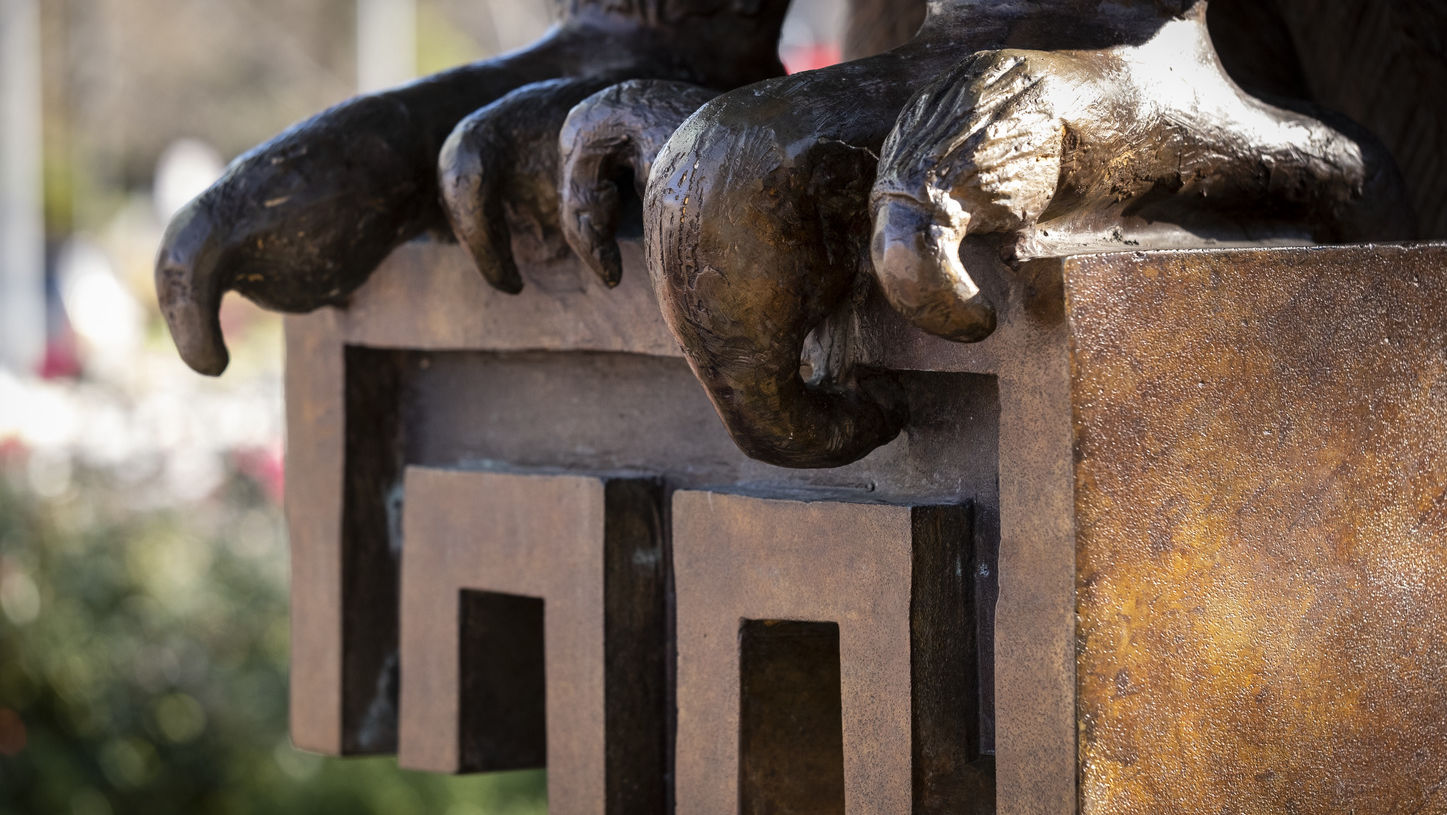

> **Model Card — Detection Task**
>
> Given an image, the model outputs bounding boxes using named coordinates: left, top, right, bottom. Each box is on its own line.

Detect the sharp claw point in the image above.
left=871, top=198, right=998, bottom=343
left=489, top=275, right=525, bottom=295
left=156, top=199, right=236, bottom=377
left=938, top=299, right=997, bottom=343
left=186, top=350, right=231, bottom=377
left=491, top=269, right=525, bottom=294
left=162, top=300, right=231, bottom=376
left=461, top=236, right=524, bottom=294
left=599, top=254, right=623, bottom=289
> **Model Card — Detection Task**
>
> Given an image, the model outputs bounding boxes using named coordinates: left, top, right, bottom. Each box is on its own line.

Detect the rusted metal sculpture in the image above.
left=153, top=0, right=789, bottom=375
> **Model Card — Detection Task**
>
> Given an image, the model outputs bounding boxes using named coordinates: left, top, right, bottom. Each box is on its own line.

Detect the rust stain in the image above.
left=1070, top=246, right=1447, bottom=814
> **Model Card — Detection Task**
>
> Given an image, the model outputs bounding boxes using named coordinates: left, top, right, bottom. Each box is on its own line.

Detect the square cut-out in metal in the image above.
left=738, top=619, right=846, bottom=815
left=457, top=590, right=546, bottom=773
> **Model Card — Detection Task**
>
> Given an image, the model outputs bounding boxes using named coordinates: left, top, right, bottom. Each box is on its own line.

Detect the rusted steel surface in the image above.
left=1070, top=245, right=1447, bottom=813
left=672, top=490, right=992, bottom=815
left=396, top=468, right=669, bottom=814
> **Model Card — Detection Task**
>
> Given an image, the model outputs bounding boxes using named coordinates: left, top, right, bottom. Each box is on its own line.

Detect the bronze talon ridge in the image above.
left=154, top=0, right=789, bottom=375
left=639, top=0, right=1413, bottom=467
left=439, top=77, right=621, bottom=294
left=641, top=52, right=935, bottom=467
left=868, top=1, right=1413, bottom=347
left=559, top=79, right=721, bottom=287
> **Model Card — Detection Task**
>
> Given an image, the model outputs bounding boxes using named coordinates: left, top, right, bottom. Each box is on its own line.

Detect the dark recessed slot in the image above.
left=341, top=346, right=406, bottom=755
left=738, top=619, right=845, bottom=815
left=458, top=590, right=547, bottom=773
left=402, top=350, right=999, bottom=506
left=911, top=505, right=996, bottom=812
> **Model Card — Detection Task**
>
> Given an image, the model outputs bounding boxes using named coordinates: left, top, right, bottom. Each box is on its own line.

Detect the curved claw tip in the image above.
left=438, top=137, right=526, bottom=295
left=447, top=193, right=524, bottom=294
left=585, top=229, right=623, bottom=288
left=562, top=184, right=625, bottom=289
left=477, top=258, right=524, bottom=294
left=155, top=199, right=231, bottom=376
left=871, top=197, right=997, bottom=344
left=572, top=227, right=623, bottom=289
left=447, top=202, right=525, bottom=295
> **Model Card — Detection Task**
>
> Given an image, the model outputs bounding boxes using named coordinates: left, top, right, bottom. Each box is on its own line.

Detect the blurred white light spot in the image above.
left=0, top=371, right=24, bottom=440
left=0, top=371, right=79, bottom=449
left=0, top=570, right=40, bottom=625
left=153, top=139, right=224, bottom=223
left=164, top=448, right=223, bottom=502
left=57, top=240, right=143, bottom=353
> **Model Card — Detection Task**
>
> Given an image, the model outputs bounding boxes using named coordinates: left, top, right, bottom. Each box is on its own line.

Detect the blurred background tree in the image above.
left=0, top=1, right=841, bottom=812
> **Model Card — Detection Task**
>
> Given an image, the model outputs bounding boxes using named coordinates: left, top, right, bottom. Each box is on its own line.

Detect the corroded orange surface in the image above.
left=1070, top=246, right=1447, bottom=814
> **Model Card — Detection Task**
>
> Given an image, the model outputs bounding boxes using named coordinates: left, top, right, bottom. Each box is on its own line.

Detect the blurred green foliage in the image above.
left=0, top=460, right=546, bottom=815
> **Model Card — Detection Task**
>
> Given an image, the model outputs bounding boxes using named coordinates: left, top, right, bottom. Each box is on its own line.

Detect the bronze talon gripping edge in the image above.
left=869, top=3, right=1412, bottom=346
left=640, top=0, right=1412, bottom=468
left=439, top=77, right=621, bottom=294
left=559, top=79, right=721, bottom=288
left=155, top=0, right=789, bottom=375
left=156, top=0, right=1423, bottom=476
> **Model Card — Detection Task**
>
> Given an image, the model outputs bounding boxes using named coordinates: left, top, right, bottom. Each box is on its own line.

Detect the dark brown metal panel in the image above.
left=323, top=240, right=1025, bottom=379
left=991, top=258, right=1078, bottom=815
left=284, top=242, right=1039, bottom=802
left=398, top=469, right=601, bottom=780
left=282, top=284, right=1005, bottom=764
left=284, top=326, right=409, bottom=758
left=284, top=312, right=346, bottom=755
left=601, top=479, right=670, bottom=815
left=672, top=491, right=913, bottom=815
left=1068, top=244, right=1447, bottom=814
left=911, top=506, right=995, bottom=814
left=397, top=468, right=669, bottom=815
left=672, top=490, right=989, bottom=814
left=862, top=251, right=1079, bottom=815
left=401, top=350, right=1000, bottom=506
